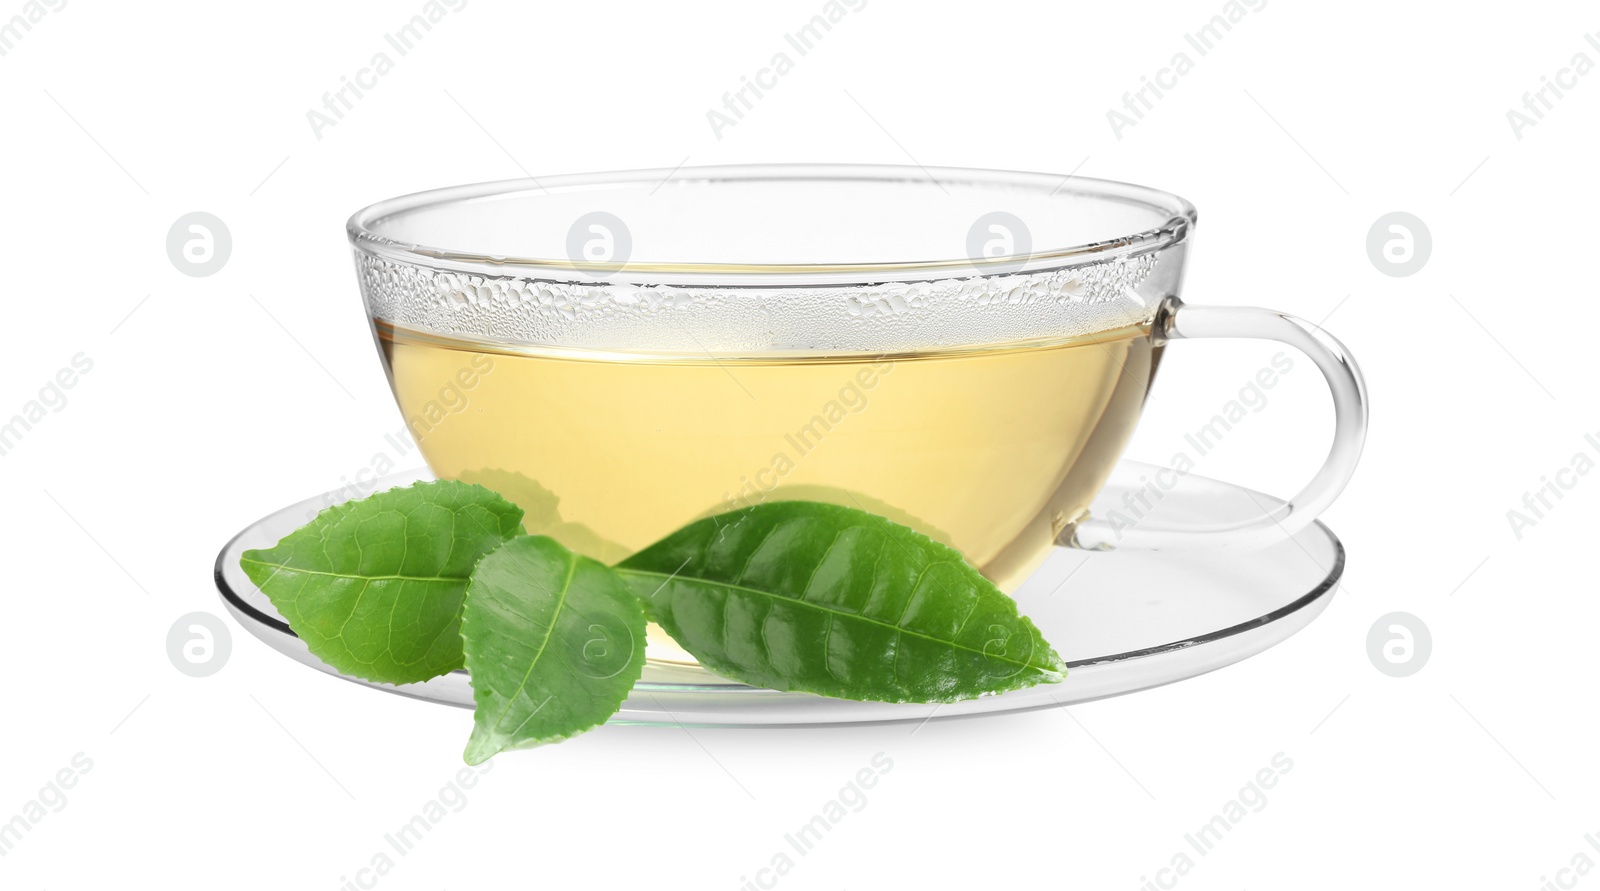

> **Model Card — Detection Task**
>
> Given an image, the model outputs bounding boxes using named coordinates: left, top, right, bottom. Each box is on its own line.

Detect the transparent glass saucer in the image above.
left=214, top=461, right=1343, bottom=726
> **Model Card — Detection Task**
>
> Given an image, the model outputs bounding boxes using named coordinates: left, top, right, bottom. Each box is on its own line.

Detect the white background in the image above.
left=2, top=0, right=1596, bottom=887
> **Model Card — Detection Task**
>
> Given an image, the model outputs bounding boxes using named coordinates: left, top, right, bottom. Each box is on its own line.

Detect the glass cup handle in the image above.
left=1068, top=299, right=1369, bottom=551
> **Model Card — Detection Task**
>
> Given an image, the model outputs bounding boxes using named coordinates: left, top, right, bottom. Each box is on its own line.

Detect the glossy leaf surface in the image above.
left=240, top=481, right=524, bottom=684
left=461, top=536, right=647, bottom=763
left=617, top=502, right=1065, bottom=703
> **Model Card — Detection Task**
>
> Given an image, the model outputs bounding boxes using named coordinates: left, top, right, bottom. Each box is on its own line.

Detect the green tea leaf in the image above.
left=239, top=480, right=524, bottom=685
left=616, top=502, right=1064, bottom=703
left=461, top=536, right=646, bottom=764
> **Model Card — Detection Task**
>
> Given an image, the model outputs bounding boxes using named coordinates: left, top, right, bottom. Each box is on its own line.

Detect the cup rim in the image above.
left=347, top=163, right=1197, bottom=287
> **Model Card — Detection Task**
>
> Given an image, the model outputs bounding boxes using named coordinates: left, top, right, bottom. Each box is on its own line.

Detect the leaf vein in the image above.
left=488, top=550, right=579, bottom=735
left=619, top=567, right=1046, bottom=672
left=238, top=559, right=464, bottom=584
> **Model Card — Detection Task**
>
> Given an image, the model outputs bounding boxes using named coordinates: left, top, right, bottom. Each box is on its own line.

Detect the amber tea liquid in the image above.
left=377, top=321, right=1160, bottom=593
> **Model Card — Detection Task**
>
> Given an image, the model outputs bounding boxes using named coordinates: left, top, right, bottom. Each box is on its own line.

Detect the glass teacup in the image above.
left=348, top=165, right=1366, bottom=595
